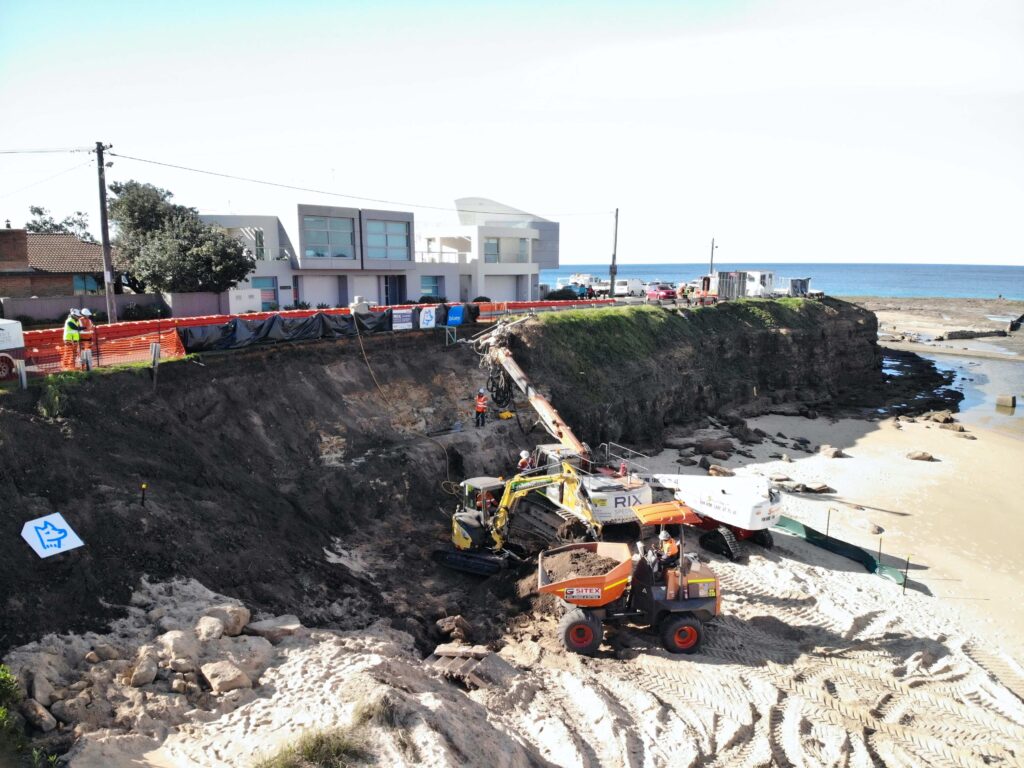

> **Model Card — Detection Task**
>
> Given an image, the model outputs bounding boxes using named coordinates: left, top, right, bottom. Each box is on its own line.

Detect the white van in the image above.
left=613, top=278, right=644, bottom=297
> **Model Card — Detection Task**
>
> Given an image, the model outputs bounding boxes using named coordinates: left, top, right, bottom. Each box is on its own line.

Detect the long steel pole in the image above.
left=609, top=208, right=618, bottom=298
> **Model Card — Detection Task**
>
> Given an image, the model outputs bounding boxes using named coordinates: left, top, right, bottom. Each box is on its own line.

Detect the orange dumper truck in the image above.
left=538, top=540, right=721, bottom=655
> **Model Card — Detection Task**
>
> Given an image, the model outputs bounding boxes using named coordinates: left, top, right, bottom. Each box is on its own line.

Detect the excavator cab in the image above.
left=452, top=476, right=507, bottom=551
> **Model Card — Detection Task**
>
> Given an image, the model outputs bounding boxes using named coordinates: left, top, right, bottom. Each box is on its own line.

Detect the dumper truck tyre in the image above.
left=558, top=608, right=604, bottom=655
left=660, top=614, right=703, bottom=654
left=0, top=355, right=13, bottom=381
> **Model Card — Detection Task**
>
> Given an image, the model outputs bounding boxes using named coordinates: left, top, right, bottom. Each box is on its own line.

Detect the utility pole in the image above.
left=709, top=237, right=717, bottom=275
left=609, top=208, right=619, bottom=298
left=95, top=141, right=117, bottom=323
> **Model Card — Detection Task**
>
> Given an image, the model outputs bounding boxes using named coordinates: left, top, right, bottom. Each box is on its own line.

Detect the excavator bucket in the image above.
left=632, top=500, right=703, bottom=527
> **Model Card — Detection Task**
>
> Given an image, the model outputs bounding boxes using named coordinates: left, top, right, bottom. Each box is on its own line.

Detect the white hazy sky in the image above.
left=1, top=0, right=1022, bottom=266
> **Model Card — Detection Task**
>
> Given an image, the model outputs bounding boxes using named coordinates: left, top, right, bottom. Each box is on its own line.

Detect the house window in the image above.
left=251, top=276, right=278, bottom=310
left=484, top=238, right=499, bottom=263
left=73, top=275, right=101, bottom=295
left=303, top=216, right=354, bottom=259
left=366, top=220, right=410, bottom=260
left=420, top=275, right=440, bottom=297
left=518, top=238, right=529, bottom=263
left=254, top=229, right=266, bottom=260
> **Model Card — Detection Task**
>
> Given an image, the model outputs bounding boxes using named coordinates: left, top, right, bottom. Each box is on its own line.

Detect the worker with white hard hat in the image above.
left=78, top=308, right=95, bottom=352
left=61, top=308, right=82, bottom=370
left=474, top=387, right=488, bottom=428
left=516, top=450, right=534, bottom=473
left=659, top=529, right=680, bottom=562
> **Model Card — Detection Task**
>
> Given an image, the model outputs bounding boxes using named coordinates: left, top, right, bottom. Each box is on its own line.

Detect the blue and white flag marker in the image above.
left=21, top=513, right=84, bottom=559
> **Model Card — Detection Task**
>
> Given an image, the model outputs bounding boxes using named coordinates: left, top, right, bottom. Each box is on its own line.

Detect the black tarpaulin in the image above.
left=178, top=310, right=403, bottom=352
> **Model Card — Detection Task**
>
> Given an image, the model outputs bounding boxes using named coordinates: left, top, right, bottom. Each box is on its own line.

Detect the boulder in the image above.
left=996, top=394, right=1016, bottom=408
left=130, top=651, right=158, bottom=687
left=957, top=433, right=978, bottom=440
left=707, top=465, right=735, bottom=477
left=728, top=424, right=763, bottom=445
left=925, top=410, right=955, bottom=424
left=819, top=444, right=846, bottom=459
left=676, top=457, right=698, bottom=466
left=698, top=456, right=711, bottom=470
left=710, top=450, right=731, bottom=461
left=695, top=438, right=735, bottom=455
left=169, top=657, right=195, bottom=674
left=83, top=651, right=101, bottom=665
left=195, top=616, right=225, bottom=642
left=907, top=451, right=934, bottom=462
left=781, top=454, right=793, bottom=463
left=210, top=635, right=274, bottom=679
left=30, top=673, right=56, bottom=708
left=769, top=474, right=791, bottom=483
left=170, top=678, right=188, bottom=695
left=92, top=643, right=121, bottom=661
left=794, top=437, right=811, bottom=445
left=245, top=615, right=303, bottom=644
left=435, top=615, right=472, bottom=642
left=20, top=698, right=57, bottom=732
left=939, top=423, right=965, bottom=432
left=804, top=482, right=834, bottom=494
left=200, top=661, right=251, bottom=694
left=155, top=630, right=200, bottom=663
left=203, top=604, right=251, bottom=637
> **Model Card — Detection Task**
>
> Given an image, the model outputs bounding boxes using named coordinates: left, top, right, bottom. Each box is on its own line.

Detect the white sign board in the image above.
left=419, top=306, right=437, bottom=329
left=393, top=309, right=413, bottom=331
left=21, top=513, right=85, bottom=559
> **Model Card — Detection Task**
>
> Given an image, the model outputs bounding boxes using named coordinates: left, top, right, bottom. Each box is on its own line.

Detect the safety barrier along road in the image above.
left=19, top=298, right=618, bottom=377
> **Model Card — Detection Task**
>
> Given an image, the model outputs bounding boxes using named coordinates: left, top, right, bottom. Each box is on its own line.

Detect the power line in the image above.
left=0, top=147, right=92, bottom=155
left=0, top=160, right=93, bottom=200
left=107, top=151, right=612, bottom=218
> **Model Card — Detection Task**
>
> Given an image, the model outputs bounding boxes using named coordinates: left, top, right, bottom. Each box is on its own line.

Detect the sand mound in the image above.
left=542, top=550, right=621, bottom=580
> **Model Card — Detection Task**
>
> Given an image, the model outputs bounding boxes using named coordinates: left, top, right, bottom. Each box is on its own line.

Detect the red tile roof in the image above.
left=26, top=234, right=119, bottom=274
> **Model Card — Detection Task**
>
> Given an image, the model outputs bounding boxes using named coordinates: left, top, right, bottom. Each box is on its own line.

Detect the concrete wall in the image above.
left=162, top=292, right=226, bottom=317
left=0, top=293, right=164, bottom=322
left=530, top=221, right=560, bottom=270
left=300, top=275, right=345, bottom=307
left=349, top=274, right=380, bottom=304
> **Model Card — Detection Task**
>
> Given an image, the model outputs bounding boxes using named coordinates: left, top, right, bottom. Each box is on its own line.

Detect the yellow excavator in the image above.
left=437, top=461, right=604, bottom=576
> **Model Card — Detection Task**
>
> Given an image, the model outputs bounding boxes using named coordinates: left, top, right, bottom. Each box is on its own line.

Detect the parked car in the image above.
left=554, top=278, right=588, bottom=298
left=645, top=283, right=676, bottom=300
left=613, top=278, right=645, bottom=297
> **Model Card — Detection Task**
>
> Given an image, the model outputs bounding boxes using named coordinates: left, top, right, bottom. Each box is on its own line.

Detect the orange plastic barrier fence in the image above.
left=24, top=327, right=186, bottom=376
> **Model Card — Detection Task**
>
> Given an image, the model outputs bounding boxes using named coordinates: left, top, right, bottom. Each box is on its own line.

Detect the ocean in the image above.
left=540, top=263, right=1024, bottom=300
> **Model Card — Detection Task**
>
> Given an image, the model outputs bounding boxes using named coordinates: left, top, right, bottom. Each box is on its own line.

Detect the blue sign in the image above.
left=446, top=305, right=464, bottom=326
left=21, top=513, right=85, bottom=559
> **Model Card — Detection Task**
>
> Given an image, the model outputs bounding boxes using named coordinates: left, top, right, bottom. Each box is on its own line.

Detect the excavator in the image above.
left=436, top=461, right=605, bottom=576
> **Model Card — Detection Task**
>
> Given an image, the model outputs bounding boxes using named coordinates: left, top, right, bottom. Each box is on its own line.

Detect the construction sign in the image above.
left=21, top=513, right=85, bottom=559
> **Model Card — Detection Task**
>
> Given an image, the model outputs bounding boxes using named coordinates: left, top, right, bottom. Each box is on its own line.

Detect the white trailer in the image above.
left=0, top=318, right=25, bottom=381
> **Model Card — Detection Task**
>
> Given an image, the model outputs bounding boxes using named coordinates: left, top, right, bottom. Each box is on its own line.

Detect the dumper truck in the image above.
left=537, top=539, right=721, bottom=655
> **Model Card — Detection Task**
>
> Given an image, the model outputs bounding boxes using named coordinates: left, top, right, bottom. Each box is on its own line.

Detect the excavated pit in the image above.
left=0, top=300, right=954, bottom=656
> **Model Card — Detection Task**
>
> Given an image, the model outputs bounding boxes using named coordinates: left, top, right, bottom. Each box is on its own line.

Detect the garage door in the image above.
left=486, top=276, right=517, bottom=302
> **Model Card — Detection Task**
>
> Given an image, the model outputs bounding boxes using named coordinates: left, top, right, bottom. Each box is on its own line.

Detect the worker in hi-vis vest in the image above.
left=62, top=309, right=82, bottom=370
left=474, top=388, right=488, bottom=428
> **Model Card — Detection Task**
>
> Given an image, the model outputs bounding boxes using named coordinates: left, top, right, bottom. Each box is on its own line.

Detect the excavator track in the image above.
left=508, top=500, right=575, bottom=553
left=431, top=548, right=506, bottom=577
left=699, top=525, right=746, bottom=561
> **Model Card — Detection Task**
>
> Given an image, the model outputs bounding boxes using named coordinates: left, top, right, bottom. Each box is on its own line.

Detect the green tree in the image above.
left=131, top=213, right=254, bottom=293
left=108, top=180, right=252, bottom=293
left=25, top=206, right=95, bottom=242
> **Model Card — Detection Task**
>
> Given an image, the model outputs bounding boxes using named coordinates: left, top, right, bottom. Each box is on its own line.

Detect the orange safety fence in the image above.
left=24, top=326, right=186, bottom=376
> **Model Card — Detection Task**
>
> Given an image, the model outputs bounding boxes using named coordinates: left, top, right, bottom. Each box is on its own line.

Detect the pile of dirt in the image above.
left=542, top=549, right=621, bottom=580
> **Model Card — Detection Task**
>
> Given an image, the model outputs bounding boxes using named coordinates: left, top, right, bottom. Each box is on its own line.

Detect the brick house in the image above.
left=0, top=229, right=112, bottom=298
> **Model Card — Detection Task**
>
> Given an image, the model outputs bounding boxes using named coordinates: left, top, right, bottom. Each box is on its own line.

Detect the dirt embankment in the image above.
left=511, top=298, right=953, bottom=448
left=1, top=300, right=944, bottom=654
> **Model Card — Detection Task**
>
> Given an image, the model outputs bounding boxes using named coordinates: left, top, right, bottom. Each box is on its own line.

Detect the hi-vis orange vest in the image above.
left=662, top=537, right=680, bottom=558
left=475, top=394, right=487, bottom=413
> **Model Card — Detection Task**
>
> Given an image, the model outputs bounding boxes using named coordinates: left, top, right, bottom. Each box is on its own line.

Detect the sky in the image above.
left=0, top=0, right=1022, bottom=266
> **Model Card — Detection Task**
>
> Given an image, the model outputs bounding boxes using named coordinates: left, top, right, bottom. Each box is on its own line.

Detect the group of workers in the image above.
left=62, top=308, right=97, bottom=369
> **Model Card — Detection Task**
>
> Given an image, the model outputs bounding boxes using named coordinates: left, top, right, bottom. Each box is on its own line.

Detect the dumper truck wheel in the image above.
left=661, top=615, right=703, bottom=654
left=0, top=355, right=13, bottom=381
left=558, top=608, right=603, bottom=655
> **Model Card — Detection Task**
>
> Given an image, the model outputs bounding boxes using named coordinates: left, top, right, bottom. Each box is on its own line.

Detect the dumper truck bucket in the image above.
left=537, top=542, right=633, bottom=608
left=632, top=500, right=703, bottom=527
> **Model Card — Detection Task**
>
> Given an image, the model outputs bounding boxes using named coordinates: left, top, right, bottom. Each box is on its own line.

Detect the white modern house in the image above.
left=416, top=197, right=558, bottom=302
left=202, top=197, right=559, bottom=308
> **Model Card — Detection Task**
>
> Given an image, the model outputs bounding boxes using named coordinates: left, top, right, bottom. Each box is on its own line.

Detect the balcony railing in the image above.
left=253, top=247, right=292, bottom=262
left=414, top=250, right=465, bottom=264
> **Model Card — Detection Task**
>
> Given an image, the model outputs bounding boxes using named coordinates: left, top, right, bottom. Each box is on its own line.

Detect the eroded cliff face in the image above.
left=513, top=298, right=882, bottom=448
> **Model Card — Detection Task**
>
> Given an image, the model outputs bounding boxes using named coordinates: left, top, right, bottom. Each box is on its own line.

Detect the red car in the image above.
left=645, top=283, right=676, bottom=300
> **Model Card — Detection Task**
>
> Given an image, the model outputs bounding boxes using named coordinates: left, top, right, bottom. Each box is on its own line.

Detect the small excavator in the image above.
left=436, top=461, right=604, bottom=576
